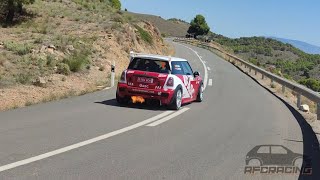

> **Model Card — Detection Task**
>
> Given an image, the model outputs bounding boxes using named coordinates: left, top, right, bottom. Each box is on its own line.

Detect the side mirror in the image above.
left=193, top=71, right=200, bottom=77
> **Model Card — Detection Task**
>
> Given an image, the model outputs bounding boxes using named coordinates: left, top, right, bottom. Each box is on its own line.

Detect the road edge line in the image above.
left=0, top=111, right=174, bottom=173
left=146, top=108, right=190, bottom=127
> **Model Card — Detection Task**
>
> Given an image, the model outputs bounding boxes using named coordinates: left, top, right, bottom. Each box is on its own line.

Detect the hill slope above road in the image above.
left=125, top=11, right=190, bottom=37
left=0, top=0, right=171, bottom=111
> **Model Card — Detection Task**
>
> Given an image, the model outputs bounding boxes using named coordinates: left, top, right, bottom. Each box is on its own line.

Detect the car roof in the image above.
left=130, top=52, right=187, bottom=62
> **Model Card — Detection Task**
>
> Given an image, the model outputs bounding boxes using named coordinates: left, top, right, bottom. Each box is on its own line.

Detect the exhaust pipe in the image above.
left=131, top=96, right=145, bottom=103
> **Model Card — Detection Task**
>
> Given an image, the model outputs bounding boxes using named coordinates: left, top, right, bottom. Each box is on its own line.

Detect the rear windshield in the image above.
left=128, top=58, right=170, bottom=73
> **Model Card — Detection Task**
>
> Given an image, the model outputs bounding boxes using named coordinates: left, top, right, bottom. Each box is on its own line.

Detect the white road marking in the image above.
left=207, top=67, right=211, bottom=71
left=173, top=43, right=208, bottom=91
left=208, top=79, right=213, bottom=86
left=0, top=111, right=174, bottom=172
left=146, top=108, right=190, bottom=127
left=103, top=87, right=112, bottom=90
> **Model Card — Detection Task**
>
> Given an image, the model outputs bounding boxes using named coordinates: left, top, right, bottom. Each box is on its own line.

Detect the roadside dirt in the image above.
left=0, top=1, right=173, bottom=111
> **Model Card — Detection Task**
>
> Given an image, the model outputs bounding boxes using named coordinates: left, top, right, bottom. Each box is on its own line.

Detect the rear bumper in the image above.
left=117, top=83, right=175, bottom=105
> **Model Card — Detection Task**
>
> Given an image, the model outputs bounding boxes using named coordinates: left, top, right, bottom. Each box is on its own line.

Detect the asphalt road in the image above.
left=0, top=40, right=319, bottom=180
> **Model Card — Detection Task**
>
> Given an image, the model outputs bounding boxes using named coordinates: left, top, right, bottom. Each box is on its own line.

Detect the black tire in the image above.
left=168, top=88, right=182, bottom=110
left=196, top=82, right=204, bottom=102
left=116, top=92, right=128, bottom=105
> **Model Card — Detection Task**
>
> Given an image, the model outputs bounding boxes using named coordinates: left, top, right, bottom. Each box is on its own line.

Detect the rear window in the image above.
left=128, top=58, right=170, bottom=73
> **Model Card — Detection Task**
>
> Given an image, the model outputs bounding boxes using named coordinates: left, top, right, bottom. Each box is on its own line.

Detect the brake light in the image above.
left=166, top=77, right=174, bottom=86
left=119, top=71, right=126, bottom=83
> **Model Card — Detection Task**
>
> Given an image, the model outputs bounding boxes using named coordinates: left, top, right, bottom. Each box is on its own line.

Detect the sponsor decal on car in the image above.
left=182, top=75, right=195, bottom=98
left=131, top=89, right=154, bottom=94
left=139, top=84, right=149, bottom=88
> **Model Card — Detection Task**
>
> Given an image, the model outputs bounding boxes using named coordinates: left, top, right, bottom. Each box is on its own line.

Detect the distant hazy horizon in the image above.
left=121, top=0, right=320, bottom=47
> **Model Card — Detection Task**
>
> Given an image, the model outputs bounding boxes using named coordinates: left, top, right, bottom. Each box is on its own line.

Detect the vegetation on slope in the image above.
left=125, top=11, right=190, bottom=37
left=207, top=34, right=320, bottom=92
left=0, top=0, right=169, bottom=110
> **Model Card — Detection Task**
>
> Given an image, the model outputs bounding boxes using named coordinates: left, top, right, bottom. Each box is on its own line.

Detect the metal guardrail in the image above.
left=174, top=38, right=320, bottom=120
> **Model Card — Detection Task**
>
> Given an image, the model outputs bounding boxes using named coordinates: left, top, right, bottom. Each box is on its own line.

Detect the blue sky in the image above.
left=121, top=0, right=320, bottom=46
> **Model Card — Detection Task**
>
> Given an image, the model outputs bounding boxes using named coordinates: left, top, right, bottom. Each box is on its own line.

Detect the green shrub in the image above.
left=62, top=52, right=89, bottom=72
left=15, top=72, right=33, bottom=84
left=112, top=14, right=124, bottom=23
left=109, top=0, right=121, bottom=10
left=3, top=41, right=32, bottom=55
left=298, top=78, right=320, bottom=92
left=46, top=55, right=56, bottom=67
left=34, top=37, right=44, bottom=44
left=134, top=25, right=153, bottom=45
left=57, top=63, right=71, bottom=75
left=111, top=22, right=121, bottom=30
left=248, top=58, right=258, bottom=66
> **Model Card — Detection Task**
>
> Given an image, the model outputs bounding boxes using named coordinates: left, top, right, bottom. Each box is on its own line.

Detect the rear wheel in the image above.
left=196, top=83, right=204, bottom=102
left=169, top=88, right=182, bottom=110
left=116, top=92, right=128, bottom=105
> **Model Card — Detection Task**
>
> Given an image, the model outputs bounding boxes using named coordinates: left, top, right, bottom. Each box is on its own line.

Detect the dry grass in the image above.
left=0, top=0, right=171, bottom=112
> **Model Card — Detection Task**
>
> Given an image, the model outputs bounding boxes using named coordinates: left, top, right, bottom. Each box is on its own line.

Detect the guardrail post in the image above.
left=249, top=68, right=252, bottom=73
left=262, top=74, right=264, bottom=80
left=255, top=70, right=257, bottom=75
left=282, top=85, right=286, bottom=93
left=297, top=93, right=301, bottom=108
left=317, top=103, right=320, bottom=120
left=111, top=60, right=115, bottom=87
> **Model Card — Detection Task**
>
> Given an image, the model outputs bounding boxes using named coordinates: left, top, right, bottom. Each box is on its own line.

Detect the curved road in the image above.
left=0, top=41, right=319, bottom=179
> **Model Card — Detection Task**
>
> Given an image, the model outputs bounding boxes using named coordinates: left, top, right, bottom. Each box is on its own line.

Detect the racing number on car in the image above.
left=155, top=86, right=162, bottom=89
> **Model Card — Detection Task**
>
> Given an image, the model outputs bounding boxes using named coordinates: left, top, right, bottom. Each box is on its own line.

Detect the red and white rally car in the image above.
left=116, top=52, right=204, bottom=110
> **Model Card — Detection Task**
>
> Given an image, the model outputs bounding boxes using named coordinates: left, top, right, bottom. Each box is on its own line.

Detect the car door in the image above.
left=171, top=61, right=197, bottom=102
left=181, top=61, right=200, bottom=101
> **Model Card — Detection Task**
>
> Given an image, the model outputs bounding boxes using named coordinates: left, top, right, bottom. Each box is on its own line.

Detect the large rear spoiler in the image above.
left=129, top=51, right=147, bottom=62
left=129, top=51, right=172, bottom=62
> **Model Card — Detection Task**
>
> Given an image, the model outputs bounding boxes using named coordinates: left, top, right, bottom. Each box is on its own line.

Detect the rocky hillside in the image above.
left=0, top=0, right=171, bottom=111
left=124, top=12, right=190, bottom=37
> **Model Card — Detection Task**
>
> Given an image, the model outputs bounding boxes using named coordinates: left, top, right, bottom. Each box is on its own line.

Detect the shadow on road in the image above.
left=234, top=65, right=320, bottom=179
left=95, top=98, right=168, bottom=111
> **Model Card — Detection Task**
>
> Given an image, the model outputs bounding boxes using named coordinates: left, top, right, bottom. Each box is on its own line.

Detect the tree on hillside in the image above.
left=187, top=14, right=210, bottom=37
left=0, top=0, right=34, bottom=23
left=109, top=0, right=121, bottom=10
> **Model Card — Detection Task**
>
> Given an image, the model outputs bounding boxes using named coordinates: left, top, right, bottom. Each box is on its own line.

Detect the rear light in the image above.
left=119, top=71, right=126, bottom=83
left=166, top=77, right=174, bottom=87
